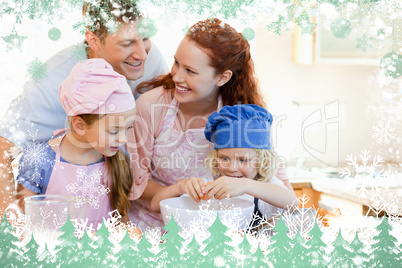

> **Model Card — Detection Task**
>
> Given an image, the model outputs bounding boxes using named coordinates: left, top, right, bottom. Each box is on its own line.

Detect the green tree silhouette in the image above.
left=134, top=233, right=156, bottom=267
left=236, top=234, right=256, bottom=267
left=349, top=231, right=369, bottom=268
left=201, top=213, right=236, bottom=267
left=290, top=229, right=309, bottom=268
left=22, top=233, right=40, bottom=267
left=252, top=243, right=268, bottom=267
left=116, top=229, right=136, bottom=267
left=368, top=216, right=400, bottom=267
left=0, top=212, right=24, bottom=267
left=266, top=215, right=293, bottom=267
left=54, top=216, right=80, bottom=267
left=37, top=243, right=56, bottom=266
left=183, top=234, right=204, bottom=266
left=75, top=228, right=96, bottom=266
left=305, top=219, right=328, bottom=267
left=158, top=214, right=186, bottom=267
left=330, top=228, right=355, bottom=267
left=90, top=219, right=116, bottom=266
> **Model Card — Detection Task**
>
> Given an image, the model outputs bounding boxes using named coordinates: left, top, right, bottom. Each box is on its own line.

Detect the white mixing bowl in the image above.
left=160, top=196, right=255, bottom=231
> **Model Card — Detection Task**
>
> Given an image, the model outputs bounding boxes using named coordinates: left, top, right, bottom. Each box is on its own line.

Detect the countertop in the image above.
left=288, top=168, right=402, bottom=216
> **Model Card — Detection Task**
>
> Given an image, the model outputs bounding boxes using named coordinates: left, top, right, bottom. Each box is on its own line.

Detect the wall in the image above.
left=255, top=22, right=381, bottom=168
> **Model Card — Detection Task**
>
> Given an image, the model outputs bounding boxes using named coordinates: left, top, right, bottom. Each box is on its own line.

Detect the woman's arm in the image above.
left=126, top=88, right=170, bottom=200
left=206, top=176, right=297, bottom=209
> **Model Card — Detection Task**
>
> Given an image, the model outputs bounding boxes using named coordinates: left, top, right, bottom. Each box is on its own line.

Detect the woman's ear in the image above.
left=85, top=30, right=101, bottom=54
left=216, top=70, right=233, bottom=87
left=71, top=116, right=87, bottom=136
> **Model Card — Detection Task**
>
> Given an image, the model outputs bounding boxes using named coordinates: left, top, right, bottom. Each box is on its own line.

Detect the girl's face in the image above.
left=171, top=37, right=221, bottom=105
left=217, top=148, right=259, bottom=180
left=84, top=109, right=136, bottom=157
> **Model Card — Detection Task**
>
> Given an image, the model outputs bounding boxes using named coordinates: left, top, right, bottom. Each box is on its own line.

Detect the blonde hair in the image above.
left=205, top=148, right=277, bottom=182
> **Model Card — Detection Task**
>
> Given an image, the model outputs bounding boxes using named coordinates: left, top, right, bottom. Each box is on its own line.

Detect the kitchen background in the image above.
left=0, top=1, right=401, bottom=224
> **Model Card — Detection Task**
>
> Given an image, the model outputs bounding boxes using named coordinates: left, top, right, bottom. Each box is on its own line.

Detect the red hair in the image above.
left=137, top=18, right=265, bottom=107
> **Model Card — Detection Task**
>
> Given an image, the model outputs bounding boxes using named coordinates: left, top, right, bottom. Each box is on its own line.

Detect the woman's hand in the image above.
left=178, top=177, right=206, bottom=203
left=205, top=176, right=247, bottom=200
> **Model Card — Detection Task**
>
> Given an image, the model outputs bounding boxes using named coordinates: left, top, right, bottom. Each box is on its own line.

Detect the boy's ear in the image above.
left=216, top=70, right=233, bottom=87
left=85, top=30, right=101, bottom=53
left=71, top=116, right=86, bottom=136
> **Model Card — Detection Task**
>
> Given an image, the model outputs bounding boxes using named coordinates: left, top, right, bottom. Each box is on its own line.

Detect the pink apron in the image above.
left=129, top=97, right=222, bottom=230
left=45, top=134, right=113, bottom=230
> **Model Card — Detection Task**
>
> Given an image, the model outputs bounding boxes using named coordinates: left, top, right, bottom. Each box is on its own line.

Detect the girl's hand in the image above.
left=205, top=176, right=247, bottom=200
left=178, top=177, right=206, bottom=203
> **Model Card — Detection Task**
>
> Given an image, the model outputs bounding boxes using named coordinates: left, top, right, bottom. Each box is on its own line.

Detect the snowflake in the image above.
left=66, top=169, right=110, bottom=209
left=356, top=34, right=373, bottom=52
left=71, top=42, right=88, bottom=62
left=340, top=150, right=384, bottom=179
left=372, top=121, right=396, bottom=145
left=20, top=140, right=49, bottom=169
left=26, top=57, right=47, bottom=82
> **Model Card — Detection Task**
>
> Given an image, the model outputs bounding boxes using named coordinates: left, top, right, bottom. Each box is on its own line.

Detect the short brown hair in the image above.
left=82, top=0, right=140, bottom=41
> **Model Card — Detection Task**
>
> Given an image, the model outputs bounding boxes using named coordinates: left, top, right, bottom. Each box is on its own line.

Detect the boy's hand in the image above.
left=178, top=177, right=206, bottom=203
left=205, top=176, right=247, bottom=200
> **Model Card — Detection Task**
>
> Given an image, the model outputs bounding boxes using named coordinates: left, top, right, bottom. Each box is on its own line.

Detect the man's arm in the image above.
left=0, top=136, right=17, bottom=220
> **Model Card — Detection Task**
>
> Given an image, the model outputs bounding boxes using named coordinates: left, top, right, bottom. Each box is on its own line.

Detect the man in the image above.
left=0, top=0, right=168, bottom=217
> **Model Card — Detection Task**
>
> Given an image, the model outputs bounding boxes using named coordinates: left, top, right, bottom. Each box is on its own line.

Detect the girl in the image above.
left=151, top=104, right=297, bottom=224
left=16, top=59, right=136, bottom=229
left=127, top=18, right=267, bottom=230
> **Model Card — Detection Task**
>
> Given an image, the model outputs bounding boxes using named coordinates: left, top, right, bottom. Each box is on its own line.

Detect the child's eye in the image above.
left=219, top=156, right=229, bottom=161
left=109, top=131, right=119, bottom=135
left=239, top=158, right=249, bottom=163
left=186, top=69, right=196, bottom=74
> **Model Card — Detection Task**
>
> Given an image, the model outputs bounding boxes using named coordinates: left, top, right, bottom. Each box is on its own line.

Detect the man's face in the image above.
left=94, top=20, right=151, bottom=81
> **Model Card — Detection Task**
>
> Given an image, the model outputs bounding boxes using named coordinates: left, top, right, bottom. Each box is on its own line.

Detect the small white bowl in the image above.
left=160, top=196, right=255, bottom=231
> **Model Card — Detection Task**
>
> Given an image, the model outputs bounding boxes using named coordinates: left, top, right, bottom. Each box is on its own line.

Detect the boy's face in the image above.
left=217, top=148, right=259, bottom=180
left=93, top=20, right=151, bottom=81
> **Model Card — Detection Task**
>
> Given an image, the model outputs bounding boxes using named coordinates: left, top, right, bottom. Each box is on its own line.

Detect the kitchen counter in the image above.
left=288, top=169, right=402, bottom=218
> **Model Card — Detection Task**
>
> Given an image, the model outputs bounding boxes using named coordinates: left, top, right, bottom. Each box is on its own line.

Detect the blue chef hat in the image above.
left=205, top=104, right=273, bottom=150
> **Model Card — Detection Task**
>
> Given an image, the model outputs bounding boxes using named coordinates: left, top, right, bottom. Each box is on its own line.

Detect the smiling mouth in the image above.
left=125, top=62, right=142, bottom=67
left=176, top=85, right=190, bottom=92
left=226, top=175, right=243, bottom=178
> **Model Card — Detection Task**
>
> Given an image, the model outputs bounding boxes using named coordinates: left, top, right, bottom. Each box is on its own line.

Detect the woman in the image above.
left=127, top=18, right=266, bottom=230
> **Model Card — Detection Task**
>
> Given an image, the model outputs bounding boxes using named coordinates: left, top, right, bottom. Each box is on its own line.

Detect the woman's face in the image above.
left=171, top=37, right=221, bottom=105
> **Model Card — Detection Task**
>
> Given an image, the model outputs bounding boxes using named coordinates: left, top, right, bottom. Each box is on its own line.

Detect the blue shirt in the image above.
left=16, top=141, right=104, bottom=194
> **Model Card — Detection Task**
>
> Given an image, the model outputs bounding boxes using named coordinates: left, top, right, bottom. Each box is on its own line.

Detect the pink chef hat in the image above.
left=59, top=58, right=135, bottom=116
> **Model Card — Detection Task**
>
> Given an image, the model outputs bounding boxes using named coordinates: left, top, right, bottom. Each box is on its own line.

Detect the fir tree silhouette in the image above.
left=183, top=234, right=204, bottom=266
left=54, top=216, right=80, bottom=267
left=158, top=214, right=186, bottom=267
left=330, top=228, right=354, bottom=267
left=305, top=219, right=328, bottom=267
left=134, top=233, right=156, bottom=267
left=22, top=233, right=40, bottom=267
left=0, top=212, right=24, bottom=267
left=37, top=243, right=56, bottom=266
left=349, top=231, right=369, bottom=268
left=290, top=229, right=309, bottom=268
left=236, top=234, right=255, bottom=267
left=91, top=219, right=116, bottom=266
left=252, top=243, right=268, bottom=268
left=116, top=228, right=136, bottom=267
left=201, top=213, right=236, bottom=267
left=266, top=215, right=293, bottom=267
left=75, top=228, right=96, bottom=266
left=368, top=216, right=400, bottom=267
